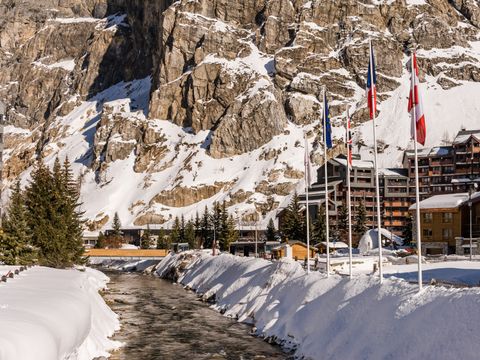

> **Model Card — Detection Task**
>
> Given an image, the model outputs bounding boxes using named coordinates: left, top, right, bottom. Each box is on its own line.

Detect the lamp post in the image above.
left=469, top=187, right=473, bottom=261
left=212, top=222, right=216, bottom=256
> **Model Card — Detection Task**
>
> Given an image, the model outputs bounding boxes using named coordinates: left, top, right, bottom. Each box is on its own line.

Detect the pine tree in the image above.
left=184, top=220, right=196, bottom=249
left=156, top=228, right=167, bottom=249
left=194, top=212, right=201, bottom=248
left=24, top=159, right=85, bottom=267
left=61, top=157, right=85, bottom=264
left=95, top=231, right=106, bottom=249
left=0, top=181, right=36, bottom=265
left=218, top=202, right=229, bottom=250
left=337, top=202, right=349, bottom=240
left=312, top=205, right=326, bottom=245
left=170, top=216, right=181, bottom=244
left=25, top=161, right=65, bottom=267
left=403, top=214, right=413, bottom=246
left=266, top=218, right=277, bottom=242
left=140, top=226, right=153, bottom=249
left=201, top=206, right=211, bottom=248
left=281, top=191, right=306, bottom=241
left=210, top=202, right=222, bottom=250
left=180, top=215, right=186, bottom=242
left=112, top=212, right=122, bottom=237
left=221, top=215, right=238, bottom=251
left=353, top=202, right=368, bottom=237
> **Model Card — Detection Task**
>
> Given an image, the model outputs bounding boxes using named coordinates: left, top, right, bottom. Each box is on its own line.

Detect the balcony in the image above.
left=384, top=201, right=411, bottom=207
left=384, top=220, right=405, bottom=227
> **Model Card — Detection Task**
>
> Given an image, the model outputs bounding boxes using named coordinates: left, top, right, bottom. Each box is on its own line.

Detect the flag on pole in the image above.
left=408, top=53, right=426, bottom=145
left=304, top=133, right=313, bottom=187
left=346, top=112, right=353, bottom=170
left=367, top=42, right=377, bottom=120
left=323, top=92, right=333, bottom=149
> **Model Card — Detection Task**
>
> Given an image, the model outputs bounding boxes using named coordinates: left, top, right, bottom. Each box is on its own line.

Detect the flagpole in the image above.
left=304, top=131, right=311, bottom=274
left=411, top=52, right=423, bottom=291
left=369, top=39, right=383, bottom=283
left=323, top=86, right=331, bottom=277
left=347, top=108, right=353, bottom=278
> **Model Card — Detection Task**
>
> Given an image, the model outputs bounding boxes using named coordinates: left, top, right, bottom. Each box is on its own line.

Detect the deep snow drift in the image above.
left=0, top=266, right=120, bottom=360
left=156, top=252, right=480, bottom=360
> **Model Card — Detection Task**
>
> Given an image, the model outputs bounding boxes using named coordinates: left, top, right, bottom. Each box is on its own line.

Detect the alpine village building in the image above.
left=293, top=129, right=480, bottom=254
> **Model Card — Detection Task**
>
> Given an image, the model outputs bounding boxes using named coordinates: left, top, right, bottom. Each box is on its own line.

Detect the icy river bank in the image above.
left=102, top=270, right=286, bottom=359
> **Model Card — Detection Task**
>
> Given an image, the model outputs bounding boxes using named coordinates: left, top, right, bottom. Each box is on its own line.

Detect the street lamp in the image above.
left=212, top=221, right=216, bottom=256
left=468, top=183, right=479, bottom=260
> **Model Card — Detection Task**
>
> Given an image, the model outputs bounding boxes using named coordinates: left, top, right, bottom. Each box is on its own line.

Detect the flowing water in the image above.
left=103, top=271, right=288, bottom=360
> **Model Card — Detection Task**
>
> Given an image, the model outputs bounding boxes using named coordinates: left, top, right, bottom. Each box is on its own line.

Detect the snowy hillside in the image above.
left=2, top=0, right=480, bottom=228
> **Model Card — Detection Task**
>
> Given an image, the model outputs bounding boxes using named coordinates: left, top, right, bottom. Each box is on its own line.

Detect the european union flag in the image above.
left=323, top=92, right=333, bottom=149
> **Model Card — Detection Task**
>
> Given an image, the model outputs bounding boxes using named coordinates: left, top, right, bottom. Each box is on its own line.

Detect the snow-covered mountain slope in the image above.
left=2, top=0, right=480, bottom=229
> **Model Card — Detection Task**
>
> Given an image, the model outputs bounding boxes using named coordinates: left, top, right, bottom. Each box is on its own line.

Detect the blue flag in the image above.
left=323, top=92, right=333, bottom=149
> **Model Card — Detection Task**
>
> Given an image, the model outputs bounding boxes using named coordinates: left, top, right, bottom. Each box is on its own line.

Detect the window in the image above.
left=423, top=229, right=433, bottom=237
left=442, top=212, right=453, bottom=223
left=423, top=213, right=433, bottom=223
left=442, top=228, right=452, bottom=240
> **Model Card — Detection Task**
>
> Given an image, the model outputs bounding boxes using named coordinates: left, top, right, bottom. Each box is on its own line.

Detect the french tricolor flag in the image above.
left=408, top=53, right=426, bottom=145
left=367, top=41, right=377, bottom=120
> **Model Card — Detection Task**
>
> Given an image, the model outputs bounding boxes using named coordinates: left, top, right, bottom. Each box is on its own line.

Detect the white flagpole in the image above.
left=304, top=131, right=311, bottom=274
left=369, top=39, right=383, bottom=283
left=347, top=108, right=353, bottom=278
left=323, top=87, right=331, bottom=277
left=411, top=53, right=423, bottom=291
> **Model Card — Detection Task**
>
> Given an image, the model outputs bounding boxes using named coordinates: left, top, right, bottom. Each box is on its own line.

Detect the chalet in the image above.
left=409, top=192, right=480, bottom=255
left=272, top=240, right=316, bottom=260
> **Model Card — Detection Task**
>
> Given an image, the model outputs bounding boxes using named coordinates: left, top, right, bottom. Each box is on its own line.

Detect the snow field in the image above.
left=156, top=252, right=480, bottom=360
left=0, top=267, right=120, bottom=360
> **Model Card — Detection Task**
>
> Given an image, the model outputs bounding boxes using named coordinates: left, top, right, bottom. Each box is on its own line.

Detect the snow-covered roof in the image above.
left=409, top=193, right=469, bottom=210
left=318, top=241, right=348, bottom=249
left=404, top=146, right=453, bottom=158
left=453, top=129, right=480, bottom=144
left=379, top=168, right=408, bottom=177
left=430, top=146, right=453, bottom=156
left=333, top=157, right=374, bottom=169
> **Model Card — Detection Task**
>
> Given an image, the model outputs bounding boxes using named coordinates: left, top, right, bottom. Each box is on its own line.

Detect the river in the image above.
left=102, top=271, right=289, bottom=360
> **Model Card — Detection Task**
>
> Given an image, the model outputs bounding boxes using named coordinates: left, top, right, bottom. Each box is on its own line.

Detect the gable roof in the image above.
left=409, top=193, right=469, bottom=210
left=453, top=129, right=480, bottom=145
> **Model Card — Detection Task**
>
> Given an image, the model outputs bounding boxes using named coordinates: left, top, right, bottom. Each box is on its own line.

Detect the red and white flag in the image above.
left=408, top=53, right=426, bottom=145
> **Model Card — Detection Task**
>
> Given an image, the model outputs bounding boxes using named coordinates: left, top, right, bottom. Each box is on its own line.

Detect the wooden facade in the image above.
left=273, top=241, right=316, bottom=260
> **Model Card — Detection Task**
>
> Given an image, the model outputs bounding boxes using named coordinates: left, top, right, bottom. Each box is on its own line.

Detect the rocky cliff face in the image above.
left=2, top=0, right=480, bottom=227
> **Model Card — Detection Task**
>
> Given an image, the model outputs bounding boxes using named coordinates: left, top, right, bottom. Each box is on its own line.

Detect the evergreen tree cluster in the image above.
left=170, top=202, right=238, bottom=251
left=0, top=158, right=85, bottom=268
left=280, top=192, right=370, bottom=246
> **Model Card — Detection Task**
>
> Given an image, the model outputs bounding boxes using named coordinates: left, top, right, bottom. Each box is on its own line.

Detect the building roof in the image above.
left=409, top=193, right=469, bottom=210
left=317, top=241, right=349, bottom=249
left=379, top=168, right=408, bottom=178
left=404, top=146, right=453, bottom=158
left=332, top=157, right=374, bottom=169
left=453, top=129, right=480, bottom=145
left=0, top=100, right=5, bottom=115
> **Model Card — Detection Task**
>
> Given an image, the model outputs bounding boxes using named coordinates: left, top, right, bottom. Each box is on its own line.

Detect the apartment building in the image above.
left=299, top=154, right=410, bottom=238
left=403, top=129, right=480, bottom=199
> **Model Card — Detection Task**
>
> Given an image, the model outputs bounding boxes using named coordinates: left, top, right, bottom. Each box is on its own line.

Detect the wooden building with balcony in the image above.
left=409, top=193, right=480, bottom=255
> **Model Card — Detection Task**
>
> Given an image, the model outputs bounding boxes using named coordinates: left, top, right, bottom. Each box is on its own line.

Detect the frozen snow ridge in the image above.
left=156, top=252, right=480, bottom=360
left=0, top=267, right=121, bottom=360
